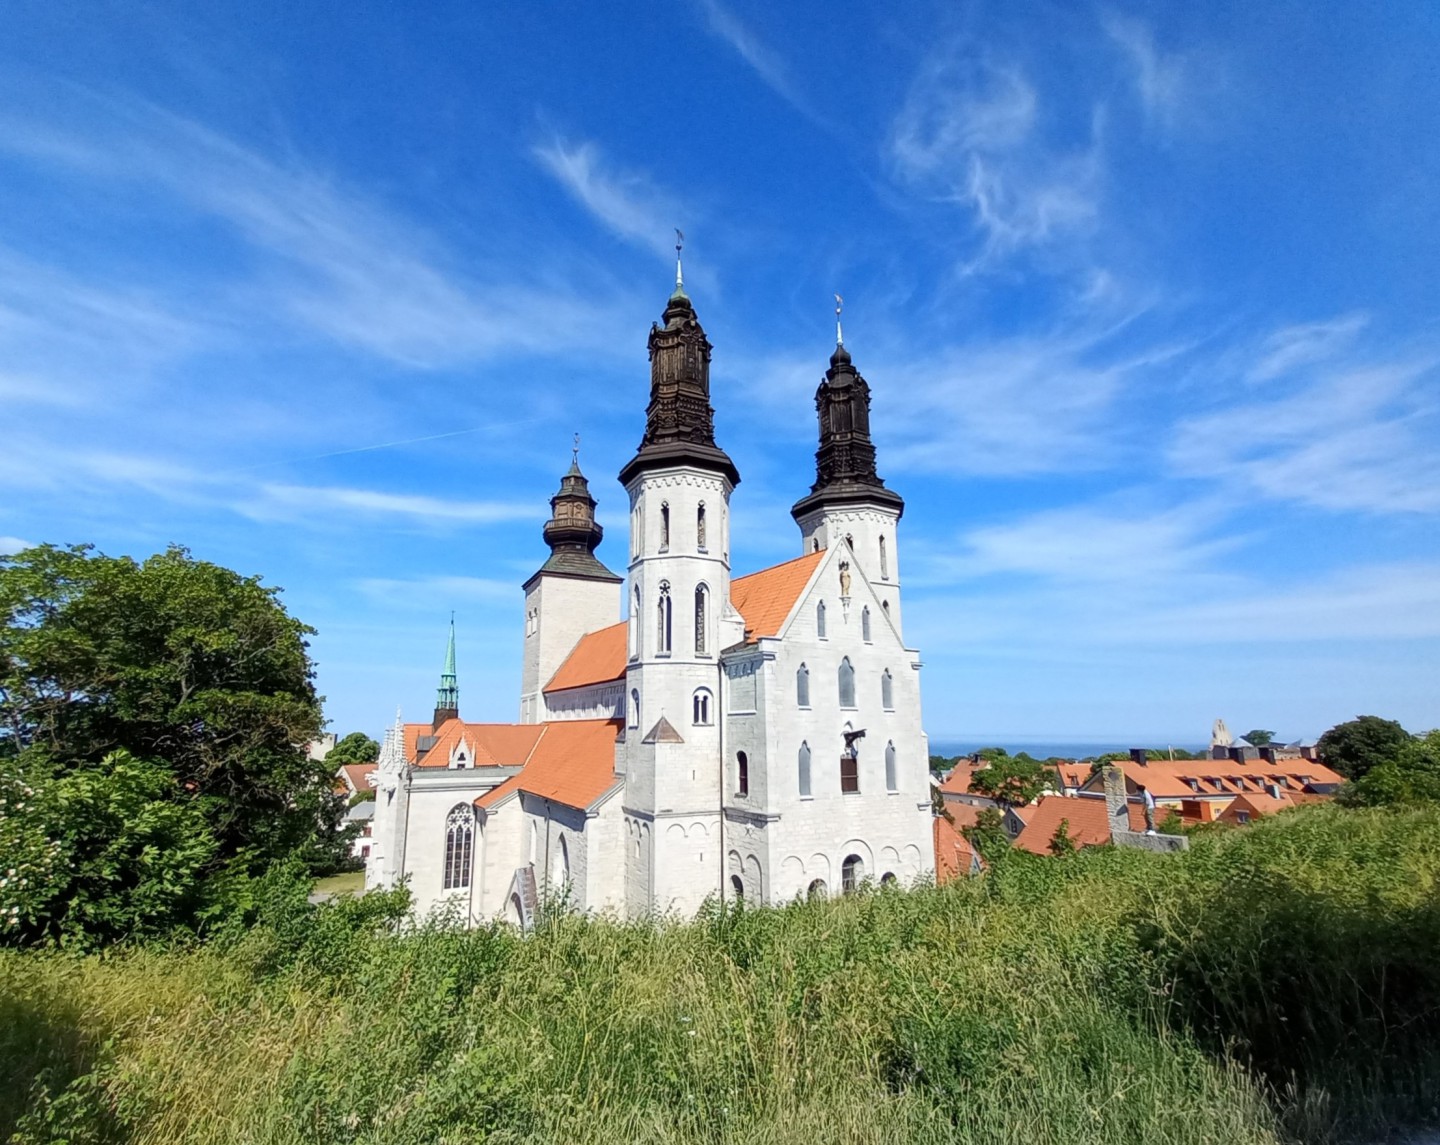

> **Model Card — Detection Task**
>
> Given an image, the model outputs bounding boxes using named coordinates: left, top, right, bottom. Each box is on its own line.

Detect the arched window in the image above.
left=660, top=502, right=670, bottom=550
left=553, top=833, right=569, bottom=889
left=842, top=854, right=863, bottom=894
left=816, top=600, right=827, bottom=639
left=629, top=688, right=640, bottom=729
left=798, top=741, right=812, bottom=797
left=882, top=669, right=894, bottom=710
left=881, top=872, right=897, bottom=887
left=694, top=584, right=708, bottom=655
left=529, top=819, right=538, bottom=865
left=443, top=805, right=473, bottom=891
left=692, top=688, right=712, bottom=726
left=838, top=657, right=856, bottom=708
left=736, top=750, right=749, bottom=797
left=657, top=581, right=672, bottom=654
left=862, top=606, right=872, bottom=642
left=885, top=741, right=898, bottom=792
left=879, top=534, right=888, bottom=579
left=730, top=874, right=744, bottom=901
left=807, top=879, right=827, bottom=900
left=796, top=663, right=810, bottom=707
left=697, top=503, right=707, bottom=550
left=631, top=584, right=641, bottom=658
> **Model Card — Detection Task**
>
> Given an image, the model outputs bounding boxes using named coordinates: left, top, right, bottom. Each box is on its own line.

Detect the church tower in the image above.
left=617, top=255, right=746, bottom=914
left=790, top=325, right=906, bottom=635
left=519, top=452, right=623, bottom=723
left=433, top=617, right=460, bottom=728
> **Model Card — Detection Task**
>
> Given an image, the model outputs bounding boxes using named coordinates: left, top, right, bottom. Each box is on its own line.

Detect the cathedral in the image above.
left=366, top=265, right=934, bottom=923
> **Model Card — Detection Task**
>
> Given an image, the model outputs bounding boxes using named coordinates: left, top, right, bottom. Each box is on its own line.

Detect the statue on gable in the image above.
left=839, top=560, right=851, bottom=597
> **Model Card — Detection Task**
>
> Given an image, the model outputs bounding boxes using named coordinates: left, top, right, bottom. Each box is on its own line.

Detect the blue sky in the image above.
left=1, top=1, right=1437, bottom=744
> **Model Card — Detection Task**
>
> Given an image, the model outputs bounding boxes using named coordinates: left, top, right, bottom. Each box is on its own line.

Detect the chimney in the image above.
left=1259, top=746, right=1279, bottom=765
left=1128, top=747, right=1149, bottom=767
left=1228, top=746, right=1247, bottom=763
left=1103, top=766, right=1129, bottom=834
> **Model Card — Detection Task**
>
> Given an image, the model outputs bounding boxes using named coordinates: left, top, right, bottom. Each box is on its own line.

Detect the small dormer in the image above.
left=449, top=736, right=473, bottom=770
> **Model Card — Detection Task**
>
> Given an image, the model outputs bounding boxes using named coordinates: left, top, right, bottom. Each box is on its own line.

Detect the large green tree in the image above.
left=0, top=544, right=338, bottom=873
left=1317, top=715, right=1413, bottom=781
left=967, top=751, right=1058, bottom=808
left=326, top=731, right=380, bottom=765
left=1339, top=729, right=1440, bottom=807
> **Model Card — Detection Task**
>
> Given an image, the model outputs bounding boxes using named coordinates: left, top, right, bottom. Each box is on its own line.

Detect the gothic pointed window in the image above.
left=838, top=657, right=856, bottom=708
left=697, top=503, right=707, bottom=550
left=862, top=607, right=872, bottom=642
left=657, top=581, right=672, bottom=654
left=443, top=805, right=474, bottom=891
left=816, top=600, right=827, bottom=639
left=660, top=502, right=670, bottom=551
left=631, top=585, right=642, bottom=659
left=796, top=663, right=810, bottom=708
left=629, top=688, right=640, bottom=729
left=695, top=584, right=708, bottom=655
left=879, top=535, right=889, bottom=580
left=736, top=750, right=749, bottom=797
left=798, top=741, right=812, bottom=797
left=885, top=741, right=898, bottom=792
left=553, top=833, right=569, bottom=889
left=881, top=669, right=894, bottom=710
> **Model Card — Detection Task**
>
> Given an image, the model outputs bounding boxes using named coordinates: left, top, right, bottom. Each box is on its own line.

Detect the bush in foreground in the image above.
left=2, top=804, right=1437, bottom=1145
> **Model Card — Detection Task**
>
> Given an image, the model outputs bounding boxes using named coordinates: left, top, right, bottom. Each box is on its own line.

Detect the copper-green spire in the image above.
left=433, top=614, right=459, bottom=727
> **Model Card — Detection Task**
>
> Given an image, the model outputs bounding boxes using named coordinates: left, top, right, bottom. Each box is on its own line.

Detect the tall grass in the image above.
left=2, top=805, right=1436, bottom=1145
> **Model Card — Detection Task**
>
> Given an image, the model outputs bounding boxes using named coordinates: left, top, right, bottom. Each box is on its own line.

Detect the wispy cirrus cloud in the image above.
left=889, top=54, right=1103, bottom=266
left=532, top=137, right=684, bottom=260
left=0, top=92, right=627, bottom=370
left=1103, top=12, right=1188, bottom=130
left=246, top=484, right=537, bottom=526
left=692, top=0, right=823, bottom=125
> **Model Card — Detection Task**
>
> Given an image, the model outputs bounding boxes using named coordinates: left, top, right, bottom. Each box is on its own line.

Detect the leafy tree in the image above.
left=1048, top=818, right=1077, bottom=856
left=1340, top=730, right=1440, bottom=808
left=1, top=750, right=221, bottom=947
left=1243, top=729, right=1276, bottom=746
left=0, top=544, right=340, bottom=876
left=961, top=807, right=1012, bottom=864
left=968, top=752, right=1058, bottom=808
left=1317, top=715, right=1413, bottom=781
left=327, top=732, right=379, bottom=765
left=928, top=754, right=953, bottom=775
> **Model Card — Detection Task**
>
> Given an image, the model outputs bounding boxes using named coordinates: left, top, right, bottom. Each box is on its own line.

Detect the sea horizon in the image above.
left=930, top=738, right=1209, bottom=762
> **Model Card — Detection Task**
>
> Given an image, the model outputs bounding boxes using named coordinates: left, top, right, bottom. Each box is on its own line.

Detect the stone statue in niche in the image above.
left=838, top=561, right=851, bottom=597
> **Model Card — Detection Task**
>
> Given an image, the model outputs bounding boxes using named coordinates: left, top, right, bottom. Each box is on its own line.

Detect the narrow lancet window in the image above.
left=660, top=502, right=670, bottom=550
left=839, top=657, right=856, bottom=708
left=796, top=663, right=810, bottom=707
left=798, top=741, right=812, bottom=797
left=862, top=607, right=872, bottom=642
left=657, top=581, right=672, bottom=654
left=443, top=805, right=474, bottom=891
left=695, top=584, right=708, bottom=654
left=882, top=669, right=894, bottom=710
left=879, top=535, right=888, bottom=580
left=697, top=503, right=707, bottom=550
left=817, top=600, right=827, bottom=639
left=885, top=742, right=897, bottom=792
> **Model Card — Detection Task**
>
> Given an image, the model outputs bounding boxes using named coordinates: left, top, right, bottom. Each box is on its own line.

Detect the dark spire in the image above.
left=531, top=448, right=622, bottom=584
left=791, top=334, right=904, bottom=524
left=618, top=269, right=740, bottom=488
left=433, top=615, right=459, bottom=728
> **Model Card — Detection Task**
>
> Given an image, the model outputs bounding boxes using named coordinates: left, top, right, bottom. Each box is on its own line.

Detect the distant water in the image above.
left=931, top=740, right=1207, bottom=762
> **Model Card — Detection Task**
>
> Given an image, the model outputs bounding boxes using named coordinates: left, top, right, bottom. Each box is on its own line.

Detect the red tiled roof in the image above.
left=1219, top=791, right=1294, bottom=823
left=1013, top=795, right=1146, bottom=855
left=337, top=763, right=377, bottom=793
left=933, top=814, right=981, bottom=882
left=1082, top=758, right=1344, bottom=800
left=405, top=718, right=546, bottom=769
left=1055, top=762, right=1091, bottom=789
left=544, top=621, right=627, bottom=693
left=729, top=550, right=826, bottom=641
left=540, top=550, right=827, bottom=694
left=939, top=763, right=979, bottom=796
left=474, top=718, right=623, bottom=811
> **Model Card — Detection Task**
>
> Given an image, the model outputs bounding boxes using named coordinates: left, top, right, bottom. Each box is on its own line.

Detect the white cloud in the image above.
left=889, top=54, right=1102, bottom=264
left=1247, top=312, right=1368, bottom=382
left=0, top=95, right=626, bottom=370
left=692, top=0, right=820, bottom=124
left=532, top=138, right=682, bottom=260
left=0, top=536, right=32, bottom=555
left=1103, top=13, right=1188, bottom=129
left=248, top=483, right=537, bottom=525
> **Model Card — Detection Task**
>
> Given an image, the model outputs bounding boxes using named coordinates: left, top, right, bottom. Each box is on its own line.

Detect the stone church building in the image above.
left=366, top=270, right=933, bottom=923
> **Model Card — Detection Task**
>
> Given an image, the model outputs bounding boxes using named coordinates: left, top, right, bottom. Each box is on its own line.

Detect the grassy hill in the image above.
left=3, top=804, right=1437, bottom=1144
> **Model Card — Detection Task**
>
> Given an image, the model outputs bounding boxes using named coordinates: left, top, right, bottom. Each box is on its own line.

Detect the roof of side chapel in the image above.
left=541, top=548, right=827, bottom=694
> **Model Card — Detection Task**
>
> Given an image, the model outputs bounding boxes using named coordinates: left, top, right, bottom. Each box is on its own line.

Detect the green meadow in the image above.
left=3, top=805, right=1437, bottom=1145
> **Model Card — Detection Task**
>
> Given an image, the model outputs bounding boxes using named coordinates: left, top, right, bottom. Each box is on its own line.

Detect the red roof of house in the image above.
left=337, top=763, right=377, bottom=793
left=540, top=550, right=827, bottom=694
left=933, top=814, right=981, bottom=882
left=1082, top=758, right=1343, bottom=800
left=1055, top=762, right=1091, bottom=789
left=939, top=762, right=979, bottom=796
left=1219, top=791, right=1295, bottom=823
left=1013, top=795, right=1147, bottom=855
left=405, top=718, right=548, bottom=769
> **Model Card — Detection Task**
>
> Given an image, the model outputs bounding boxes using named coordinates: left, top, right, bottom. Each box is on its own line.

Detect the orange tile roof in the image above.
left=544, top=621, right=628, bottom=693
left=933, top=814, right=981, bottom=882
left=1219, top=791, right=1294, bottom=823
left=474, top=718, right=623, bottom=811
left=943, top=803, right=984, bottom=832
left=1083, top=758, right=1344, bottom=800
left=729, top=550, right=826, bottom=641
left=1056, top=762, right=1091, bottom=789
left=1013, top=795, right=1146, bottom=855
left=939, top=762, right=979, bottom=796
left=337, top=763, right=377, bottom=792
left=405, top=718, right=547, bottom=769
left=540, top=550, right=827, bottom=694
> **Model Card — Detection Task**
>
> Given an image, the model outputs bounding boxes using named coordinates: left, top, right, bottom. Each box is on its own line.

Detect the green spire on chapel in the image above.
left=433, top=615, right=459, bottom=727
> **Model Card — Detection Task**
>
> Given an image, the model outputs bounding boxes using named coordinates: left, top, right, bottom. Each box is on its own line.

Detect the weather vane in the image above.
left=572, top=431, right=581, bottom=464
left=834, top=293, right=844, bottom=347
left=674, top=228, right=685, bottom=291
